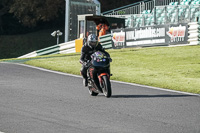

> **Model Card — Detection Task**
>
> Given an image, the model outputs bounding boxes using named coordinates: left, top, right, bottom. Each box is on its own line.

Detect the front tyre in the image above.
left=102, top=75, right=112, bottom=98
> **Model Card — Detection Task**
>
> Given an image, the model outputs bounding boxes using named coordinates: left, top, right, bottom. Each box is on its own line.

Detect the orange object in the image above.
left=96, top=23, right=109, bottom=38
left=96, top=24, right=102, bottom=30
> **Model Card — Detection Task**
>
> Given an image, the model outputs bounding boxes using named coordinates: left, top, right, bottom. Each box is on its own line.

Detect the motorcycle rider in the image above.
left=80, top=34, right=110, bottom=87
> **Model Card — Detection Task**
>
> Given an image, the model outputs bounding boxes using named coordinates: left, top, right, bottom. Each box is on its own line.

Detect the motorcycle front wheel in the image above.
left=102, top=75, right=112, bottom=98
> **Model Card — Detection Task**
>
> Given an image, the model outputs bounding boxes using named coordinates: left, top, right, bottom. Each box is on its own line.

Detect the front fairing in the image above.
left=92, top=58, right=110, bottom=67
left=91, top=51, right=110, bottom=68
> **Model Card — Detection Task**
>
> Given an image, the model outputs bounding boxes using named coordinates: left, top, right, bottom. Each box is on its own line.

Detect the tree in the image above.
left=9, top=0, right=65, bottom=27
left=0, top=0, right=65, bottom=28
left=0, top=0, right=12, bottom=32
left=1, top=0, right=139, bottom=29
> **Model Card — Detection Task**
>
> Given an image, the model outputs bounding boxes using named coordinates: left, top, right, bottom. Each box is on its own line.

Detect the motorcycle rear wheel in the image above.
left=102, top=75, right=112, bottom=98
left=88, top=87, right=99, bottom=96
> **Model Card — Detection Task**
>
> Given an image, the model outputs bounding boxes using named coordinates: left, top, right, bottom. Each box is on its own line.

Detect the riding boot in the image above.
left=83, top=78, right=88, bottom=87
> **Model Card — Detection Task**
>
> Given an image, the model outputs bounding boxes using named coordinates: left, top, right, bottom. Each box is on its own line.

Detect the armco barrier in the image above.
left=188, top=22, right=200, bottom=45
left=99, top=34, right=113, bottom=49
left=18, top=37, right=114, bottom=59
left=18, top=40, right=76, bottom=58
left=18, top=51, right=38, bottom=59
left=59, top=40, right=76, bottom=54
left=37, top=45, right=60, bottom=56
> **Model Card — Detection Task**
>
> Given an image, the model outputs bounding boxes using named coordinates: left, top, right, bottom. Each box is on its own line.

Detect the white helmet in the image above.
left=87, top=34, right=97, bottom=48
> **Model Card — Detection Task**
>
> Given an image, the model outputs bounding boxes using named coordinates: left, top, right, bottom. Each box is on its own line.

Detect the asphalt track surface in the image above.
left=0, top=63, right=200, bottom=133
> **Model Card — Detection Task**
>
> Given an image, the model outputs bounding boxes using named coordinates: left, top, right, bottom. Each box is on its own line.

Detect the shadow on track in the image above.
left=111, top=94, right=194, bottom=98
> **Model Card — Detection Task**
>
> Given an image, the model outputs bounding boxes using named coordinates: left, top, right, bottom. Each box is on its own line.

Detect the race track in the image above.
left=0, top=63, right=199, bottom=133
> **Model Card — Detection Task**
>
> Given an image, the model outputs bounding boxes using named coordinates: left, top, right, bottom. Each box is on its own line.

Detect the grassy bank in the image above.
left=0, top=29, right=64, bottom=59
left=20, top=45, right=200, bottom=94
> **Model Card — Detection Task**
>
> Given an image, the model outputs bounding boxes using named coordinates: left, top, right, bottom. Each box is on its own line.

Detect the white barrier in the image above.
left=59, top=40, right=75, bottom=52
left=60, top=48, right=76, bottom=54
left=188, top=22, right=200, bottom=45
left=18, top=40, right=76, bottom=58
left=18, top=51, right=37, bottom=58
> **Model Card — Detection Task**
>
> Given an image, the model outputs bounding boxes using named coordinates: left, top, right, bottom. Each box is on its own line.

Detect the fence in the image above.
left=99, top=34, right=113, bottom=49
left=102, top=0, right=180, bottom=16
left=102, top=0, right=200, bottom=29
left=188, top=22, right=200, bottom=45
left=18, top=41, right=76, bottom=58
left=18, top=38, right=112, bottom=58
left=125, top=4, right=200, bottom=28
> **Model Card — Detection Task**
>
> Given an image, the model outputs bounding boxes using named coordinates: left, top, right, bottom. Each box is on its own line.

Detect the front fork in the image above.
left=98, top=73, right=110, bottom=88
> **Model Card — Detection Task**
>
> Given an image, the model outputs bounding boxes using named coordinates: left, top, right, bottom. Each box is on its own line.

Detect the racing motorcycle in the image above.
left=86, top=51, right=112, bottom=98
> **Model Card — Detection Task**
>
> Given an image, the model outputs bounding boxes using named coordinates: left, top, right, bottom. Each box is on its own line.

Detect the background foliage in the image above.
left=0, top=0, right=140, bottom=59
left=0, top=0, right=139, bottom=33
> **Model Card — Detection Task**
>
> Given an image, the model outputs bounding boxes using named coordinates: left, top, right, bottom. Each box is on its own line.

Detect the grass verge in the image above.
left=0, top=29, right=64, bottom=59
left=2, top=45, right=200, bottom=94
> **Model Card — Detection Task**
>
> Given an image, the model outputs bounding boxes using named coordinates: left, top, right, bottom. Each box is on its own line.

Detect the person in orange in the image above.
left=96, top=23, right=109, bottom=40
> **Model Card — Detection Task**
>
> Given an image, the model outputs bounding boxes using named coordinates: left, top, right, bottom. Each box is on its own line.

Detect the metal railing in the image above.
left=102, top=0, right=200, bottom=28
left=126, top=4, right=200, bottom=28
left=102, top=0, right=180, bottom=16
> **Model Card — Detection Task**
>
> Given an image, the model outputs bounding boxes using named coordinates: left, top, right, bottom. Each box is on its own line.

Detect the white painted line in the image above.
left=3, top=62, right=82, bottom=78
left=2, top=62, right=200, bottom=97
left=0, top=131, right=5, bottom=133
left=111, top=80, right=200, bottom=97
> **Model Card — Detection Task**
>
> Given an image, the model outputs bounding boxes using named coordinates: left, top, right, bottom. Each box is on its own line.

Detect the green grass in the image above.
left=24, top=53, right=82, bottom=75
left=110, top=46, right=200, bottom=94
left=2, top=45, right=200, bottom=94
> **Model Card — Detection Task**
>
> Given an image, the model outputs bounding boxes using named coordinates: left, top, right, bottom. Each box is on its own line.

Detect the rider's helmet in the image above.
left=87, top=34, right=98, bottom=49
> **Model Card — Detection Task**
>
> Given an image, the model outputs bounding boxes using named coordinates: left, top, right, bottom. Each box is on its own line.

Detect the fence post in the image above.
left=189, top=6, right=191, bottom=22
left=176, top=6, right=179, bottom=23
left=154, top=6, right=157, bottom=25
left=131, top=15, right=134, bottom=27
left=164, top=6, right=168, bottom=24
left=65, top=0, right=70, bottom=42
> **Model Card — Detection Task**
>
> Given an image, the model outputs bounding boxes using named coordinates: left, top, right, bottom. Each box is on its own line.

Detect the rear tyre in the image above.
left=102, top=75, right=112, bottom=98
left=88, top=87, right=98, bottom=96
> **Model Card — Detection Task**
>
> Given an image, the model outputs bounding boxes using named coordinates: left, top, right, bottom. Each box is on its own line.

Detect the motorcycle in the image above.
left=86, top=51, right=112, bottom=98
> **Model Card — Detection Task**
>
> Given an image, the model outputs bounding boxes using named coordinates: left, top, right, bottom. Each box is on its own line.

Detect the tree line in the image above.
left=0, top=0, right=138, bottom=35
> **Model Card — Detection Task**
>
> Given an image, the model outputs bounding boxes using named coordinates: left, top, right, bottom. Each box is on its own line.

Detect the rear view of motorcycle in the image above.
left=87, top=51, right=112, bottom=98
